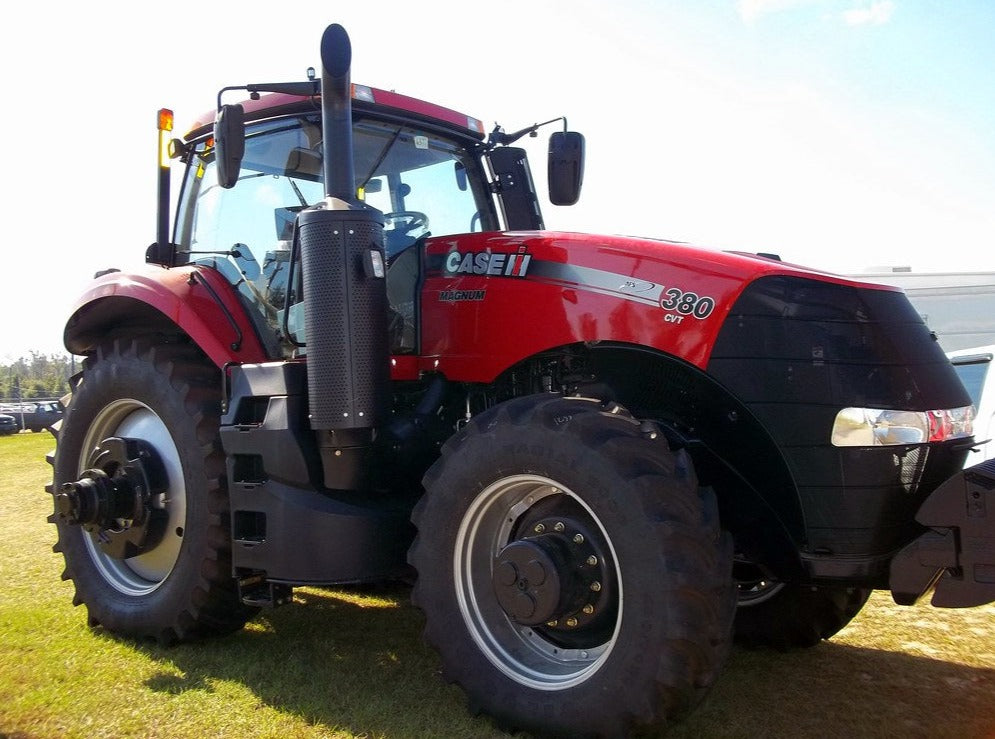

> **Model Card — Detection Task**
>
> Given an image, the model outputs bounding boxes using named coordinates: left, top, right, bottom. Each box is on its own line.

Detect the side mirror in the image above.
left=548, top=131, right=585, bottom=206
left=454, top=161, right=468, bottom=191
left=215, top=104, right=245, bottom=189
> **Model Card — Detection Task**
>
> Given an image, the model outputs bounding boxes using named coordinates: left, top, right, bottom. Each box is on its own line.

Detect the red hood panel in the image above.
left=418, top=231, right=898, bottom=382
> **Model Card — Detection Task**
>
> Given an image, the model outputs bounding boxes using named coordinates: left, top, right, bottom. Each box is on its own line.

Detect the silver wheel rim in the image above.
left=79, top=399, right=186, bottom=595
left=454, top=474, right=621, bottom=691
left=734, top=557, right=786, bottom=606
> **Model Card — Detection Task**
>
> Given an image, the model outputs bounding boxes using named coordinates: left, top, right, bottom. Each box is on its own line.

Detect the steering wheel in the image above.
left=384, top=211, right=429, bottom=236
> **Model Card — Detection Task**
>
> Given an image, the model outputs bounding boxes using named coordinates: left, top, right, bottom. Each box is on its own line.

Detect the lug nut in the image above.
left=573, top=533, right=585, bottom=544
left=534, top=523, right=546, bottom=533
left=566, top=617, right=578, bottom=627
left=586, top=555, right=598, bottom=566
left=554, top=522, right=565, bottom=532
left=590, top=581, right=602, bottom=592
left=546, top=619, right=558, bottom=627
left=582, top=604, right=594, bottom=614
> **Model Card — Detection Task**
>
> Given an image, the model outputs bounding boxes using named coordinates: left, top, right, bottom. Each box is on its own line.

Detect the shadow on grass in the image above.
left=671, top=638, right=995, bottom=739
left=134, top=583, right=515, bottom=738
left=126, top=585, right=993, bottom=739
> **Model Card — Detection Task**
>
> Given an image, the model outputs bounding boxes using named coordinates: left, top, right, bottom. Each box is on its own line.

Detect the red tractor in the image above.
left=48, top=23, right=994, bottom=737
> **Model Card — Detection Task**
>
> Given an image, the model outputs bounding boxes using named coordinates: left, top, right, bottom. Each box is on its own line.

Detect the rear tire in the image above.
left=50, top=340, right=254, bottom=643
left=410, top=395, right=735, bottom=737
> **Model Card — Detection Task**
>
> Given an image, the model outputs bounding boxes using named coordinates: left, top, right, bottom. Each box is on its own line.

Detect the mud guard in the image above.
left=890, top=458, right=995, bottom=607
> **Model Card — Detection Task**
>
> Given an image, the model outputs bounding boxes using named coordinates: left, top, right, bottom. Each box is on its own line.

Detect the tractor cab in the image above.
left=163, top=86, right=583, bottom=359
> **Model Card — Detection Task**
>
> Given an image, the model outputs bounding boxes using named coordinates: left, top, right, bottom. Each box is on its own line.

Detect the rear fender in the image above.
left=63, top=265, right=268, bottom=367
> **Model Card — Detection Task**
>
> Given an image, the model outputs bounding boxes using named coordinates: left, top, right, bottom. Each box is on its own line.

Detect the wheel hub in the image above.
left=55, top=436, right=168, bottom=559
left=492, top=537, right=565, bottom=625
left=492, top=514, right=614, bottom=636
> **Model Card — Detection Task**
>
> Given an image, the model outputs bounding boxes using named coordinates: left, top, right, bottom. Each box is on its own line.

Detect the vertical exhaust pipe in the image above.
left=319, top=24, right=356, bottom=205
left=298, top=23, right=389, bottom=490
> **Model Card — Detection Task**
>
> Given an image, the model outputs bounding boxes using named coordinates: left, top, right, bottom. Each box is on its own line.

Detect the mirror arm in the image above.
left=487, top=116, right=566, bottom=147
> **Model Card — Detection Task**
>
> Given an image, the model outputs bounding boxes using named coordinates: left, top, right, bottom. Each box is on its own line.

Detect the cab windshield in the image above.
left=174, top=114, right=490, bottom=354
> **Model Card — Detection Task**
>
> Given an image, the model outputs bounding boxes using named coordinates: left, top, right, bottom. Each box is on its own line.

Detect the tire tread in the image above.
left=410, top=393, right=736, bottom=737
left=50, top=339, right=255, bottom=643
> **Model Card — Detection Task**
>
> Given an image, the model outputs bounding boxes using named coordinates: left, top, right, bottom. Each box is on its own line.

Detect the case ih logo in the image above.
left=444, top=248, right=532, bottom=278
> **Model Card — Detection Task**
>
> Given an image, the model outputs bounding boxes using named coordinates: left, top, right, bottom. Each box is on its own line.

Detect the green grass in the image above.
left=1, top=431, right=993, bottom=738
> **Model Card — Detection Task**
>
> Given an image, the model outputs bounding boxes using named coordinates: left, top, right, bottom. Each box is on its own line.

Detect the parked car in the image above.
left=0, top=413, right=18, bottom=435
left=948, top=345, right=994, bottom=465
left=26, top=401, right=63, bottom=432
left=0, top=401, right=64, bottom=433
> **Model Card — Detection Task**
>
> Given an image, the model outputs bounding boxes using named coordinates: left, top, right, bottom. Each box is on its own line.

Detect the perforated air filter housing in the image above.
left=298, top=206, right=388, bottom=431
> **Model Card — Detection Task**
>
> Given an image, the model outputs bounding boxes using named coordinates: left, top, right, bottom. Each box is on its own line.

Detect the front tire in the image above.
left=734, top=566, right=871, bottom=649
left=410, top=395, right=735, bottom=737
left=50, top=340, right=254, bottom=643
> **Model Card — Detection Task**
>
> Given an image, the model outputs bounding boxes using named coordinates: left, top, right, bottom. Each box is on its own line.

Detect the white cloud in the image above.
left=842, top=0, right=895, bottom=27
left=737, top=0, right=815, bottom=24
left=737, top=0, right=897, bottom=27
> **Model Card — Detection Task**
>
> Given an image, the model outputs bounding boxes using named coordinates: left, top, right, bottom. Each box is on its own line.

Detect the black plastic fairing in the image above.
left=709, top=275, right=972, bottom=569
left=220, top=361, right=411, bottom=584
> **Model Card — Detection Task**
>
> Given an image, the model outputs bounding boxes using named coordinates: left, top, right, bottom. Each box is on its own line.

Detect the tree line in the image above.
left=1, top=353, right=76, bottom=402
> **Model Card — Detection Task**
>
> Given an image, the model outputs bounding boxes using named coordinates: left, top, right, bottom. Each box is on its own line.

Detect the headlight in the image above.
left=831, top=406, right=974, bottom=447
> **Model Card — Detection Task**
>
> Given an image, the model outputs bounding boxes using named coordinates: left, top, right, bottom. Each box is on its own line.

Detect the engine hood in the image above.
left=417, top=230, right=898, bottom=381
left=435, top=230, right=877, bottom=285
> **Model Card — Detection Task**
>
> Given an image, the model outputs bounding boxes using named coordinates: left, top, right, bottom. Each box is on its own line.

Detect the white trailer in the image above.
left=851, top=269, right=995, bottom=353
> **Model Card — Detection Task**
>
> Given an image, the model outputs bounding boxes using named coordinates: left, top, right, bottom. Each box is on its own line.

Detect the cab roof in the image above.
left=185, top=83, right=487, bottom=142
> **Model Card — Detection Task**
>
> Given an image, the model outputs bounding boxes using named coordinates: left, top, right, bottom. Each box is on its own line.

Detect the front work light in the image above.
left=831, top=406, right=975, bottom=447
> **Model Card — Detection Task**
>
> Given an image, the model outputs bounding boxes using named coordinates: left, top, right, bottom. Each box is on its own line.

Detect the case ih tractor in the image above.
left=48, top=23, right=994, bottom=738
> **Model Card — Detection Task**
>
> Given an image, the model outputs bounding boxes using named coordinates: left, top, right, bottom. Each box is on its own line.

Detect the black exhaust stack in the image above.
left=298, top=23, right=389, bottom=490
left=319, top=24, right=357, bottom=204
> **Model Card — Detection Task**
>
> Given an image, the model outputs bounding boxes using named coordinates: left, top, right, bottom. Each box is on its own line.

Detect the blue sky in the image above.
left=2, top=0, right=992, bottom=359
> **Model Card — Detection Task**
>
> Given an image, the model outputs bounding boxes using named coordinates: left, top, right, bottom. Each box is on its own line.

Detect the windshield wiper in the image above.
left=358, top=127, right=402, bottom=190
